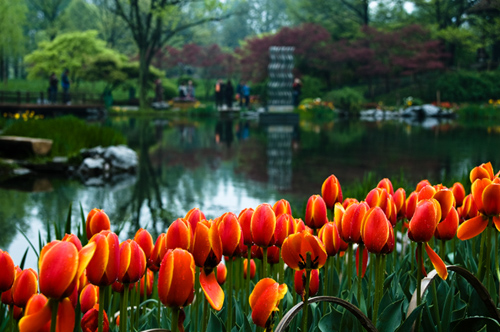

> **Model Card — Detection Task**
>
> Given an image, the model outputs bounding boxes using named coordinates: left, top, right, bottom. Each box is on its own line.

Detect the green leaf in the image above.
left=377, top=298, right=404, bottom=332
left=54, top=221, right=61, bottom=240
left=65, top=202, right=73, bottom=235
left=451, top=316, right=500, bottom=331
left=421, top=304, right=437, bottom=332
left=395, top=303, right=424, bottom=332
left=19, top=247, right=29, bottom=270
left=16, top=227, right=39, bottom=259
left=440, top=281, right=454, bottom=330
left=234, top=295, right=244, bottom=328
left=80, top=202, right=88, bottom=244
left=318, top=306, right=343, bottom=332
left=207, top=309, right=225, bottom=332
left=46, top=219, right=52, bottom=243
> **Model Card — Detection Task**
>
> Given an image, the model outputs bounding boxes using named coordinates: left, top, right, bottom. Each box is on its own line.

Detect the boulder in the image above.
left=77, top=157, right=106, bottom=178
left=0, top=136, right=53, bottom=158
left=103, top=145, right=138, bottom=172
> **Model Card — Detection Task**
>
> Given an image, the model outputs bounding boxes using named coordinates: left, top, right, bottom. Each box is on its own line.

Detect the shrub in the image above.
left=436, top=70, right=500, bottom=102
left=324, top=87, right=365, bottom=113
left=163, top=79, right=178, bottom=100
left=301, top=75, right=328, bottom=100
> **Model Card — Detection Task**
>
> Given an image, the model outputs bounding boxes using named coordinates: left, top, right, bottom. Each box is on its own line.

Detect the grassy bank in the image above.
left=1, top=116, right=126, bottom=157
left=456, top=104, right=500, bottom=121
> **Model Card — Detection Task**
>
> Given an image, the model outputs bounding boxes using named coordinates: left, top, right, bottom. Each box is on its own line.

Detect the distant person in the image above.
left=61, top=69, right=71, bottom=104
left=236, top=80, right=244, bottom=107
left=178, top=81, right=187, bottom=98
left=242, top=82, right=250, bottom=108
left=215, top=79, right=224, bottom=109
left=48, top=72, right=58, bottom=103
left=187, top=80, right=195, bottom=99
left=292, top=78, right=302, bottom=107
left=225, top=80, right=234, bottom=109
left=154, top=78, right=163, bottom=102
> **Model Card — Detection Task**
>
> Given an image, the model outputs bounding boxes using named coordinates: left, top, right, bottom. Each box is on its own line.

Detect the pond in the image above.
left=1, top=113, right=499, bottom=269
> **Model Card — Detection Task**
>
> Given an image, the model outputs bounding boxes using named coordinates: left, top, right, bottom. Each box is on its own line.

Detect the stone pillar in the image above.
left=268, top=46, right=295, bottom=112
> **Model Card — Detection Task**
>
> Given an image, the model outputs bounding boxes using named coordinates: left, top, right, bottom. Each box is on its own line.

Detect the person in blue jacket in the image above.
left=242, top=82, right=250, bottom=108
left=61, top=69, right=71, bottom=104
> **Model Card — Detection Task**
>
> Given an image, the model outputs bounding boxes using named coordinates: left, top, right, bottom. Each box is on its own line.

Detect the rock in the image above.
left=0, top=136, right=53, bottom=158
left=400, top=104, right=455, bottom=118
left=80, top=146, right=105, bottom=158
left=103, top=145, right=138, bottom=172
left=12, top=168, right=31, bottom=176
left=77, top=157, right=106, bottom=177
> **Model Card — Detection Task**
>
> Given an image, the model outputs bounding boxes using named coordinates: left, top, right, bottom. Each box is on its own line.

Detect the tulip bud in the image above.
left=118, top=240, right=147, bottom=284
left=86, top=209, right=111, bottom=240
left=416, top=179, right=432, bottom=192
left=451, top=182, right=466, bottom=208
left=251, top=203, right=276, bottom=248
left=62, top=233, right=83, bottom=251
left=87, top=231, right=119, bottom=287
left=243, top=259, right=256, bottom=279
left=305, top=195, right=328, bottom=230
left=249, top=278, right=287, bottom=328
left=273, top=199, right=292, bottom=217
left=393, top=188, right=406, bottom=220
left=185, top=208, right=206, bottom=233
left=12, top=268, right=38, bottom=308
left=377, top=178, right=394, bottom=195
left=1, top=266, right=21, bottom=305
left=435, top=207, right=459, bottom=241
left=338, top=202, right=369, bottom=244
left=274, top=214, right=294, bottom=247
left=218, top=212, right=242, bottom=257
left=148, top=233, right=167, bottom=272
left=321, top=175, right=343, bottom=209
left=192, top=220, right=222, bottom=270
left=470, top=162, right=494, bottom=183
left=166, top=218, right=192, bottom=251
left=318, top=222, right=341, bottom=257
left=158, top=249, right=195, bottom=308
left=361, top=207, right=391, bottom=254
left=134, top=228, right=154, bottom=260
left=294, top=269, right=319, bottom=299
left=81, top=304, right=110, bottom=332
left=266, top=245, right=280, bottom=265
left=408, top=199, right=441, bottom=243
left=238, top=208, right=254, bottom=246
left=216, top=262, right=227, bottom=285
left=0, top=250, right=15, bottom=292
left=80, top=284, right=99, bottom=314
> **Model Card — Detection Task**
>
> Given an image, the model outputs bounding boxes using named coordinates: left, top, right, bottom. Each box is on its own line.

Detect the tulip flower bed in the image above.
left=2, top=162, right=500, bottom=332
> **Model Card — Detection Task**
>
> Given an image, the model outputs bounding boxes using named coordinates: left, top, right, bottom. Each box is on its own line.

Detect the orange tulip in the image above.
left=216, top=262, right=227, bottom=285
left=470, top=162, right=495, bottom=182
left=148, top=233, right=167, bottom=272
left=166, top=218, right=192, bottom=251
left=135, top=269, right=154, bottom=297
left=408, top=199, right=441, bottom=243
left=293, top=218, right=307, bottom=234
left=417, top=184, right=437, bottom=201
left=435, top=207, right=459, bottom=241
left=218, top=212, right=242, bottom=257
left=318, top=222, right=341, bottom=257
left=62, top=233, right=83, bottom=251
left=273, top=199, right=292, bottom=217
left=244, top=259, right=256, bottom=279
left=338, top=202, right=369, bottom=244
left=80, top=284, right=99, bottom=314
left=86, top=230, right=119, bottom=287
left=1, top=266, right=21, bottom=306
left=356, top=246, right=369, bottom=278
left=12, top=268, right=38, bottom=308
left=433, top=188, right=455, bottom=221
left=294, top=269, right=319, bottom=299
left=192, top=220, right=222, bottom=270
left=78, top=271, right=89, bottom=294
left=361, top=207, right=391, bottom=254
left=39, top=240, right=96, bottom=300
left=184, top=207, right=206, bottom=233
left=321, top=175, right=343, bottom=209
left=86, top=209, right=111, bottom=240
left=281, top=231, right=327, bottom=270
left=342, top=198, right=359, bottom=209
left=251, top=203, right=276, bottom=247
left=275, top=214, right=294, bottom=247
left=238, top=208, right=254, bottom=246
left=81, top=304, right=109, bottom=332
left=200, top=268, right=225, bottom=310
left=393, top=188, right=406, bottom=220
left=416, top=179, right=432, bottom=192
left=405, top=191, right=418, bottom=220
left=118, top=239, right=146, bottom=284
left=457, top=194, right=478, bottom=223
left=134, top=228, right=154, bottom=260
left=158, top=248, right=195, bottom=308
left=451, top=182, right=466, bottom=208
left=0, top=250, right=15, bottom=292
left=19, top=295, right=75, bottom=332
left=249, top=278, right=287, bottom=328
left=366, top=187, right=397, bottom=226
left=305, top=195, right=328, bottom=230
left=377, top=178, right=394, bottom=195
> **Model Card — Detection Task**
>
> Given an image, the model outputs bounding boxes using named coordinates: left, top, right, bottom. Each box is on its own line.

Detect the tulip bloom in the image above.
left=273, top=199, right=292, bottom=217
left=218, top=212, right=242, bottom=257
left=470, top=162, right=495, bottom=182
left=266, top=246, right=280, bottom=265
left=19, top=295, right=75, bottom=332
left=377, top=178, right=394, bottom=195
left=393, top=188, right=406, bottom=220
left=158, top=248, right=195, bottom=308
left=81, top=304, right=110, bottom=332
left=80, top=284, right=99, bottom=314
left=318, top=222, right=341, bottom=257
left=321, top=175, right=343, bottom=209
left=305, top=195, right=328, bottom=230
left=238, top=208, right=254, bottom=246
left=86, top=209, right=111, bottom=240
left=457, top=194, right=478, bottom=223
left=435, top=207, right=459, bottom=241
left=148, top=233, right=167, bottom=271
left=1, top=266, right=21, bottom=306
left=251, top=203, right=276, bottom=248
left=118, top=239, right=147, bottom=284
left=361, top=207, right=391, bottom=254
left=192, top=220, right=222, bottom=270
left=0, top=250, right=15, bottom=292
left=166, top=218, right=192, bottom=251
left=62, top=234, right=83, bottom=251
left=405, top=191, right=418, bottom=220
left=366, top=187, right=397, bottom=226
left=416, top=179, right=432, bottom=192
left=134, top=228, right=154, bottom=261
left=86, top=231, right=119, bottom=287
left=216, top=262, right=227, bottom=285
left=281, top=231, right=327, bottom=270
left=433, top=188, right=455, bottom=221
left=249, top=278, right=287, bottom=329
left=451, top=182, right=466, bottom=208
left=244, top=259, right=256, bottom=279
left=275, top=214, right=294, bottom=247
left=294, top=269, right=319, bottom=299
left=338, top=202, right=369, bottom=244
left=184, top=207, right=206, bottom=233
left=12, top=268, right=38, bottom=308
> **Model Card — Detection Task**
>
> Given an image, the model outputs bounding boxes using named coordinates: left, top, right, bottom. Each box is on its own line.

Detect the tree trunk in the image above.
left=139, top=50, right=149, bottom=108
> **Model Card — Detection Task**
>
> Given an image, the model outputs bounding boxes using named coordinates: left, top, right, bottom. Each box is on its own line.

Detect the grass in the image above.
left=1, top=115, right=126, bottom=157
left=455, top=104, right=500, bottom=120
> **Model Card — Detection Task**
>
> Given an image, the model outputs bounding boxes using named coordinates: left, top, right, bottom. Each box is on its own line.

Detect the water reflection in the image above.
left=2, top=115, right=500, bottom=270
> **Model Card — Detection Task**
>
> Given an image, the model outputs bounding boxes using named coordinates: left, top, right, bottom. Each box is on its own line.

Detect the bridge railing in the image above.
left=0, top=90, right=103, bottom=105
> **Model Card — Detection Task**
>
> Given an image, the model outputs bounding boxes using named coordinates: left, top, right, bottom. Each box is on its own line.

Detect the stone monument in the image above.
left=268, top=46, right=295, bottom=112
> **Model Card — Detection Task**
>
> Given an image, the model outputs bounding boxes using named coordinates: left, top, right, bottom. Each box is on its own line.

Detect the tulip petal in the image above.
left=425, top=243, right=448, bottom=280
left=57, top=298, right=75, bottom=332
left=251, top=281, right=279, bottom=328
left=200, top=270, right=224, bottom=311
left=19, top=299, right=51, bottom=332
left=78, top=242, right=96, bottom=279
left=493, top=216, right=500, bottom=232
left=457, top=215, right=488, bottom=240
left=355, top=246, right=368, bottom=278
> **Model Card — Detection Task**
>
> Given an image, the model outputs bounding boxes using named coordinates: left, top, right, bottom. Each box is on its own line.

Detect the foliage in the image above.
left=1, top=115, right=126, bottom=157
left=301, top=75, right=328, bottom=100
left=324, top=87, right=365, bottom=113
left=163, top=79, right=179, bottom=101
left=456, top=104, right=500, bottom=121
left=0, top=0, right=27, bottom=59
left=436, top=70, right=500, bottom=102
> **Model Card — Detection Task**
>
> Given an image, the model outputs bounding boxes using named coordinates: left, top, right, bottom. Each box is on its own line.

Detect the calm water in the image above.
left=1, top=114, right=498, bottom=269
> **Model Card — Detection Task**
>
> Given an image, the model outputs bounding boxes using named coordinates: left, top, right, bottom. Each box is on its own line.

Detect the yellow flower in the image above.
left=14, top=113, right=20, bottom=119
left=489, top=99, right=494, bottom=104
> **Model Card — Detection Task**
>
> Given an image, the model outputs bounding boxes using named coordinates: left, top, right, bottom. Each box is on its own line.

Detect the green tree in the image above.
left=0, top=0, right=27, bottom=84
left=27, top=0, right=71, bottom=40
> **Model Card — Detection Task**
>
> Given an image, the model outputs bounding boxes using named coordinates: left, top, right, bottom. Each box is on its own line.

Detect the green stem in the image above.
left=263, top=247, right=268, bottom=279
left=439, top=239, right=445, bottom=262
left=301, top=267, right=311, bottom=332
left=347, top=243, right=353, bottom=293
left=431, top=279, right=442, bottom=332
left=279, top=250, right=285, bottom=320
left=357, top=244, right=364, bottom=302
left=246, top=247, right=252, bottom=313
left=154, top=272, right=160, bottom=327
left=226, top=258, right=233, bottom=332
left=323, top=256, right=329, bottom=313
left=485, top=219, right=493, bottom=293
left=202, top=298, right=209, bottom=332
left=121, top=286, right=129, bottom=332
left=194, top=269, right=200, bottom=332
left=400, top=221, right=406, bottom=260
left=130, top=284, right=136, bottom=329
left=415, top=242, right=423, bottom=332
left=372, top=255, right=380, bottom=324
left=478, top=229, right=486, bottom=280
left=9, top=305, right=14, bottom=332
left=98, top=286, right=106, bottom=332
left=452, top=236, right=456, bottom=264
left=49, top=300, right=59, bottom=332
left=336, top=254, right=341, bottom=285
left=171, top=307, right=179, bottom=332
left=495, top=230, right=500, bottom=307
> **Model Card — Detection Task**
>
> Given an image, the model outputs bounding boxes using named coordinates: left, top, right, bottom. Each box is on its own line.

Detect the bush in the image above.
left=301, top=76, right=328, bottom=100
left=163, top=79, right=178, bottom=100
left=250, top=79, right=268, bottom=106
left=436, top=70, right=500, bottom=102
left=324, top=87, right=365, bottom=113
left=456, top=104, right=500, bottom=120
left=2, top=115, right=126, bottom=157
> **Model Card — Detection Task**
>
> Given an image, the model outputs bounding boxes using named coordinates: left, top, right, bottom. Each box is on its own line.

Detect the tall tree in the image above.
left=0, top=0, right=27, bottom=84
left=27, top=0, right=71, bottom=40
left=107, top=0, right=227, bottom=108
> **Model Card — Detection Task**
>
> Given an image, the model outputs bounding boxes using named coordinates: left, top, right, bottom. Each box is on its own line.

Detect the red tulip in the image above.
left=417, top=185, right=437, bottom=201
left=184, top=208, right=206, bottom=233
left=366, top=187, right=397, bottom=226
left=249, top=278, right=287, bottom=328
left=148, top=233, right=167, bottom=272
left=2, top=266, right=21, bottom=306
left=81, top=304, right=110, bottom=332
left=355, top=246, right=369, bottom=278
left=86, top=209, right=111, bottom=240
left=135, top=269, right=154, bottom=297
left=457, top=194, right=478, bottom=223
left=266, top=246, right=280, bottom=265
left=338, top=202, right=369, bottom=244
left=87, top=230, right=119, bottom=287
left=281, top=231, right=327, bottom=270
left=275, top=214, right=294, bottom=247
left=12, top=268, right=38, bottom=308
left=321, top=175, right=343, bottom=209
left=470, top=162, right=495, bottom=182
left=166, top=218, right=192, bottom=251
left=200, top=268, right=225, bottom=311
left=393, top=188, right=406, bottom=220
left=158, top=249, right=195, bottom=308
left=305, top=195, right=328, bottom=230
left=216, top=262, right=227, bottom=285
left=273, top=199, right=292, bottom=217
left=361, top=207, right=391, bottom=254
left=251, top=203, right=276, bottom=248
left=416, top=179, right=432, bottom=192
left=342, top=198, right=359, bottom=209
left=192, top=220, right=222, bottom=270
left=62, top=233, right=83, bottom=251
left=433, top=188, right=455, bottom=221
left=294, top=269, right=319, bottom=299
left=19, top=295, right=75, bottom=332
left=405, top=191, right=418, bottom=220
left=118, top=239, right=146, bottom=284
left=318, top=222, right=341, bottom=257
left=293, top=218, right=307, bottom=234
left=451, top=182, right=466, bottom=208
left=244, top=259, right=256, bottom=279
left=0, top=250, right=15, bottom=292
left=408, top=199, right=441, bottom=243
left=435, top=207, right=459, bottom=241
left=134, top=228, right=154, bottom=260
left=80, top=284, right=99, bottom=314
left=377, top=178, right=394, bottom=195
left=218, top=212, right=242, bottom=257
left=238, top=208, right=254, bottom=246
